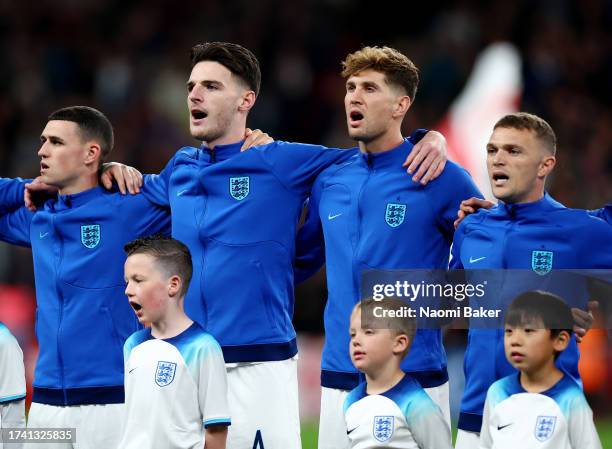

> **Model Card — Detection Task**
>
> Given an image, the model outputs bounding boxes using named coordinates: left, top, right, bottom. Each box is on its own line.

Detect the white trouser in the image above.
left=455, top=429, right=480, bottom=449
left=226, top=357, right=301, bottom=449
left=25, top=402, right=125, bottom=449
left=318, top=381, right=451, bottom=449
left=1, top=399, right=26, bottom=449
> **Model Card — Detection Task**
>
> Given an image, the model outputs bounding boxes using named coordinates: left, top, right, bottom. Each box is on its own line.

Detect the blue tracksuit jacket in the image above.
left=142, top=141, right=354, bottom=362
left=590, top=204, right=611, bottom=224
left=0, top=180, right=170, bottom=405
left=294, top=138, right=482, bottom=390
left=450, top=193, right=612, bottom=431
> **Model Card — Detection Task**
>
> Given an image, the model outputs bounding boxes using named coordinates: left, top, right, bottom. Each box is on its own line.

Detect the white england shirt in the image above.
left=343, top=374, right=451, bottom=449
left=0, top=322, right=25, bottom=404
left=480, top=373, right=602, bottom=449
left=119, top=323, right=230, bottom=449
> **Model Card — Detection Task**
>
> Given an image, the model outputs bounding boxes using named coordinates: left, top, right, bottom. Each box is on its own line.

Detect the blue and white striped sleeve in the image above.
left=567, top=394, right=602, bottom=449
left=404, top=389, right=452, bottom=449
left=197, top=335, right=231, bottom=429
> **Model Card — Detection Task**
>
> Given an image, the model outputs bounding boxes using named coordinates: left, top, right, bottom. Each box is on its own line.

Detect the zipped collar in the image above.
left=498, top=192, right=565, bottom=219
left=49, top=186, right=105, bottom=211
left=199, top=140, right=244, bottom=163
left=358, top=138, right=412, bottom=170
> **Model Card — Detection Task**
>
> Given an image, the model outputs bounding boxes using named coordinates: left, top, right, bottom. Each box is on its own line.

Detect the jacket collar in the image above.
left=199, top=140, right=243, bottom=163
left=49, top=186, right=104, bottom=211
left=358, top=138, right=413, bottom=170
left=497, top=192, right=565, bottom=219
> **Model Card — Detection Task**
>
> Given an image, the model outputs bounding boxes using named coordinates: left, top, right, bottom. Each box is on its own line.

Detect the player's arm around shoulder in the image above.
left=588, top=204, right=611, bottom=225
left=404, top=129, right=448, bottom=185
left=0, top=188, right=35, bottom=247
left=255, top=140, right=356, bottom=193
left=422, top=160, right=484, bottom=236
left=575, top=211, right=612, bottom=268
left=0, top=177, right=30, bottom=213
left=112, top=183, right=171, bottom=237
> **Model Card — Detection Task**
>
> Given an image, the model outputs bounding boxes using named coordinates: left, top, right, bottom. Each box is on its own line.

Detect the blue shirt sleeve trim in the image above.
left=0, top=393, right=26, bottom=403
left=203, top=418, right=231, bottom=428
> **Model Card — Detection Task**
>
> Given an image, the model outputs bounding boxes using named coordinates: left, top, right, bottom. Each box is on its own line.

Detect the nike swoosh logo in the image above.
left=469, top=256, right=486, bottom=263
left=328, top=212, right=342, bottom=220
left=497, top=423, right=512, bottom=430
left=128, top=367, right=137, bottom=373
left=347, top=426, right=358, bottom=435
left=39, top=232, right=49, bottom=239
left=177, top=189, right=188, bottom=197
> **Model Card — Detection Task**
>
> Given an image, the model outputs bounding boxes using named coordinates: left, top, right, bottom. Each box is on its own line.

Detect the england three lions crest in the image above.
left=373, top=416, right=394, bottom=442
left=230, top=176, right=250, bottom=200
left=155, top=361, right=177, bottom=387
left=385, top=203, right=406, bottom=228
left=80, top=225, right=100, bottom=249
left=531, top=250, right=553, bottom=275
left=534, top=415, right=556, bottom=442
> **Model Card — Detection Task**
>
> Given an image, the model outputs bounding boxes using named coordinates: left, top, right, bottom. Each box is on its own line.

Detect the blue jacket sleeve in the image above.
left=449, top=223, right=465, bottom=269
left=407, top=128, right=429, bottom=144
left=588, top=205, right=611, bottom=225
left=140, top=153, right=179, bottom=208
left=0, top=178, right=29, bottom=215
left=294, top=176, right=326, bottom=284
left=256, top=141, right=355, bottom=196
left=119, top=193, right=172, bottom=239
left=424, top=162, right=483, bottom=241
left=578, top=216, right=612, bottom=268
left=0, top=207, right=33, bottom=248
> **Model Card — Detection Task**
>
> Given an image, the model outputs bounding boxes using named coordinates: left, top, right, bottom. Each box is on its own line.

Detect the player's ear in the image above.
left=393, top=333, right=409, bottom=355
left=392, top=96, right=411, bottom=118
left=552, top=330, right=570, bottom=352
left=538, top=155, right=556, bottom=178
left=238, top=90, right=256, bottom=113
left=168, top=275, right=181, bottom=298
left=84, top=142, right=101, bottom=166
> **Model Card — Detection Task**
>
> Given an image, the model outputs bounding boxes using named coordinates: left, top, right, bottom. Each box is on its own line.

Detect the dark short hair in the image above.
left=124, top=235, right=193, bottom=297
left=494, top=112, right=557, bottom=155
left=505, top=290, right=573, bottom=338
left=341, top=46, right=419, bottom=101
left=190, top=42, right=261, bottom=95
left=48, top=106, right=114, bottom=167
left=355, top=297, right=417, bottom=359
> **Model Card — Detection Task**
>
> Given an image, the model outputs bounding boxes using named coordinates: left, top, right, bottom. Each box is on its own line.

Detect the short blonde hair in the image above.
left=494, top=112, right=557, bottom=155
left=353, top=297, right=417, bottom=359
left=341, top=46, right=419, bottom=100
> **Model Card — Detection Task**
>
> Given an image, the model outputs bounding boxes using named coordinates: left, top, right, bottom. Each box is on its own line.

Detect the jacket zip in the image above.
left=52, top=213, right=67, bottom=405
left=354, top=155, right=373, bottom=284
left=199, top=149, right=215, bottom=324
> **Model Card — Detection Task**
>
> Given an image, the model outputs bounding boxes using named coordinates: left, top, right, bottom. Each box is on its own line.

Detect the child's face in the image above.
left=504, top=319, right=569, bottom=374
left=124, top=253, right=170, bottom=324
left=349, top=308, right=401, bottom=374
